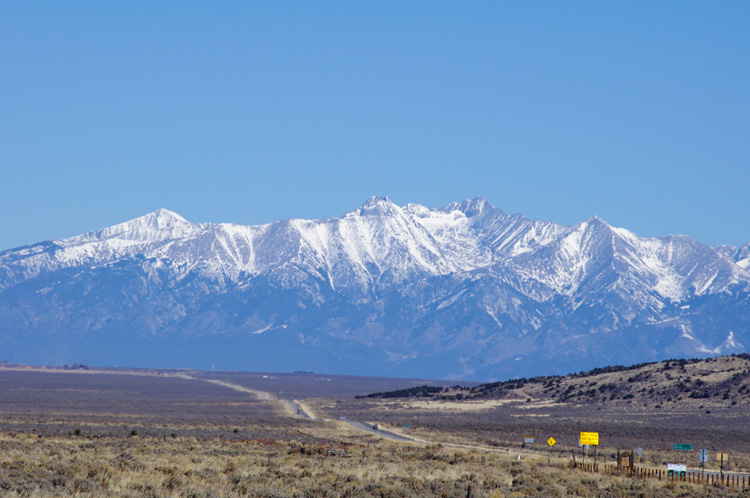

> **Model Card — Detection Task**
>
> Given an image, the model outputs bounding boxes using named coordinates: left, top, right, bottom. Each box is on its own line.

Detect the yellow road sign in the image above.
left=547, top=437, right=556, bottom=446
left=580, top=432, right=599, bottom=445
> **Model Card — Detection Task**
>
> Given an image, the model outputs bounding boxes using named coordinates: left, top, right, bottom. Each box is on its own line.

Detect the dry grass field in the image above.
left=3, top=426, right=750, bottom=498
left=1, top=358, right=750, bottom=497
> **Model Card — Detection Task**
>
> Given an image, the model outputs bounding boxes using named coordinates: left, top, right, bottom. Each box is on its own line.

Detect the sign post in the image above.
left=719, top=452, right=728, bottom=479
left=580, top=432, right=599, bottom=465
left=673, top=443, right=692, bottom=468
left=698, top=449, right=708, bottom=475
left=547, top=437, right=556, bottom=464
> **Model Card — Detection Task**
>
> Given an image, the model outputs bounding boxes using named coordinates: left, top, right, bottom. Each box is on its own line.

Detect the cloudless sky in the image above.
left=2, top=1, right=749, bottom=251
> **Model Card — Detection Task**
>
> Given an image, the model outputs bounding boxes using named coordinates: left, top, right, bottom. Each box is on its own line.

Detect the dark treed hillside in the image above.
left=361, top=354, right=750, bottom=409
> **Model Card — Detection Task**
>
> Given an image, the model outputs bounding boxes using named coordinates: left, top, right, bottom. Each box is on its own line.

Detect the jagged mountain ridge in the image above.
left=1, top=197, right=749, bottom=380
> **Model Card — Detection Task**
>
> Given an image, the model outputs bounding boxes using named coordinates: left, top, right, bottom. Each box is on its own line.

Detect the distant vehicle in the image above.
left=372, top=425, right=379, bottom=430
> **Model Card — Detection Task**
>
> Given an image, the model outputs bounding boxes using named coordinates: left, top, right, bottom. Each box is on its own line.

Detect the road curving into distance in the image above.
left=190, top=373, right=750, bottom=477
left=5, top=366, right=746, bottom=478
left=190, top=373, right=750, bottom=479
left=347, top=421, right=415, bottom=442
left=178, top=373, right=425, bottom=441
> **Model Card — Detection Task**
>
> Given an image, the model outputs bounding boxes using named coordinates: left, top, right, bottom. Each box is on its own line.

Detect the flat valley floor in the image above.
left=1, top=367, right=749, bottom=497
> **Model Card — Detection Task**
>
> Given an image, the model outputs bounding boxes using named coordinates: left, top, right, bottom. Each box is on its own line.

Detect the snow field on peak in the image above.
left=2, top=199, right=749, bottom=306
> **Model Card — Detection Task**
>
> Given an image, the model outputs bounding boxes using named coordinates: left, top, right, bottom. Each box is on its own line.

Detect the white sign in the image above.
left=668, top=464, right=687, bottom=473
left=637, top=447, right=643, bottom=456
left=699, top=449, right=708, bottom=462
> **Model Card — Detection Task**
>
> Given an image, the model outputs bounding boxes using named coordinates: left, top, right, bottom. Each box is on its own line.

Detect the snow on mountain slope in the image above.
left=492, top=216, right=749, bottom=305
left=735, top=243, right=750, bottom=269
left=2, top=196, right=750, bottom=379
left=3, top=197, right=749, bottom=301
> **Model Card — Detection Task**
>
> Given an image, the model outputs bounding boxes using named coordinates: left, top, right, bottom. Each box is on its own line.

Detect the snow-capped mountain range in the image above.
left=2, top=197, right=749, bottom=380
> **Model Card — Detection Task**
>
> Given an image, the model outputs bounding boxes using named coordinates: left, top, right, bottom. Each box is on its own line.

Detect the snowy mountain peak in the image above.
left=74, top=208, right=194, bottom=244
left=357, top=196, right=399, bottom=216
left=715, top=245, right=737, bottom=260
left=737, top=242, right=750, bottom=269
left=582, top=215, right=610, bottom=227
left=715, top=243, right=750, bottom=268
left=1, top=196, right=750, bottom=380
left=441, top=196, right=497, bottom=217
left=121, top=208, right=190, bottom=232
left=148, top=208, right=188, bottom=225
left=361, top=195, right=392, bottom=207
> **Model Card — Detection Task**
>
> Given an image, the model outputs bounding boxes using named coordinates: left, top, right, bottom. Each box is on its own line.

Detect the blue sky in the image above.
left=2, top=2, right=749, bottom=251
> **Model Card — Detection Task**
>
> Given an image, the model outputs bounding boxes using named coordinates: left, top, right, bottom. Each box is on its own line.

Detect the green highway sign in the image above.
left=673, top=443, right=692, bottom=451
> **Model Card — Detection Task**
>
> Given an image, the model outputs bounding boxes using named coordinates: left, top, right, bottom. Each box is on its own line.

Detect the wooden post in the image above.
left=466, top=484, right=472, bottom=498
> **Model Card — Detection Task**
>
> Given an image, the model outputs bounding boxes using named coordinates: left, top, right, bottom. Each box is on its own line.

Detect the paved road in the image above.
left=175, top=374, right=272, bottom=401
left=347, top=421, right=416, bottom=442
left=179, top=374, right=317, bottom=420
left=283, top=399, right=312, bottom=419
left=177, top=374, right=495, bottom=449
